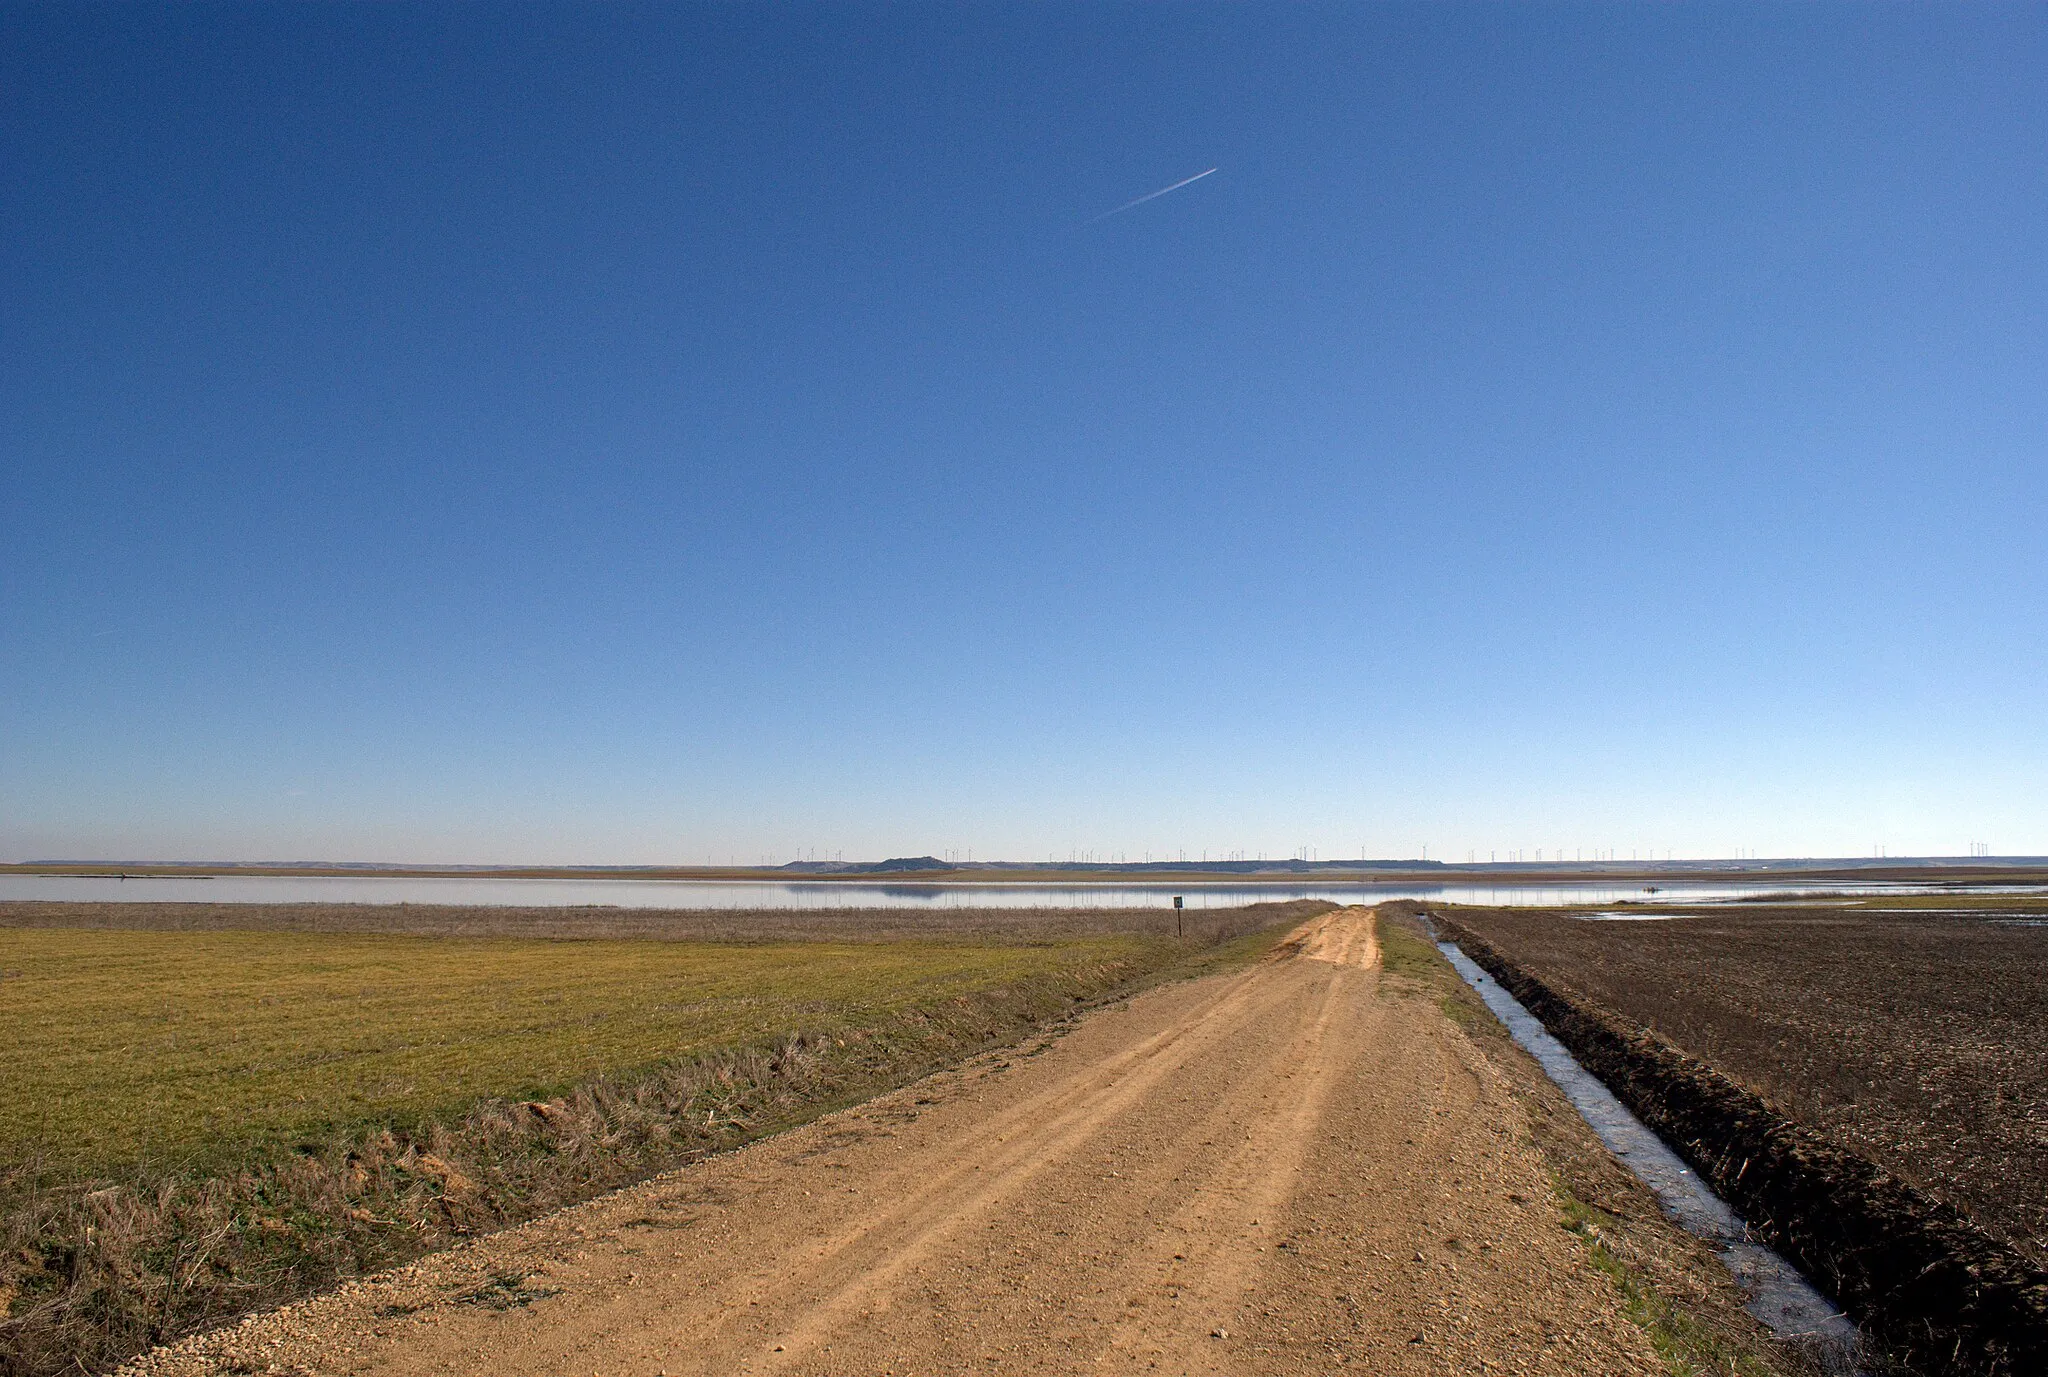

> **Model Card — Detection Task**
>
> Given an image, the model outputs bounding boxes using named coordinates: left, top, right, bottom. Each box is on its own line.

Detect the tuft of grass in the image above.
left=452, top=1269, right=561, bottom=1311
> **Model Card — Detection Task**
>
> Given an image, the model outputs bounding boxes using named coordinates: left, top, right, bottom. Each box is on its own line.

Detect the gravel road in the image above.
left=125, top=908, right=1663, bottom=1376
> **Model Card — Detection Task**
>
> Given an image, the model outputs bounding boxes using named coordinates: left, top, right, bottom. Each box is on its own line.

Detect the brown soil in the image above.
left=117, top=908, right=1691, bottom=1377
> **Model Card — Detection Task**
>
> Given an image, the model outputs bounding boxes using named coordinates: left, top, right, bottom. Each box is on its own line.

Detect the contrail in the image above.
left=1089, top=167, right=1217, bottom=222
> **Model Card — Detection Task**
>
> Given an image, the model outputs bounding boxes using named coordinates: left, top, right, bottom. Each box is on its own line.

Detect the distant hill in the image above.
left=773, top=856, right=952, bottom=875
left=770, top=856, right=1444, bottom=876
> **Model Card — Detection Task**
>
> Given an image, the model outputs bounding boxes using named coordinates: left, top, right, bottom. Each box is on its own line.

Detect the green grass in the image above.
left=1373, top=915, right=1507, bottom=1039
left=1374, top=917, right=1446, bottom=983
left=0, top=925, right=1162, bottom=1178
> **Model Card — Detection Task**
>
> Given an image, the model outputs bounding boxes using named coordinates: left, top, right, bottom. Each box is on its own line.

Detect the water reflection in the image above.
left=0, top=873, right=2029, bottom=910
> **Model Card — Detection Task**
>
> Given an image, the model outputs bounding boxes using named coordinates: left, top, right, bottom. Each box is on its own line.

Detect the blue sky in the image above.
left=4, top=3, right=2043, bottom=864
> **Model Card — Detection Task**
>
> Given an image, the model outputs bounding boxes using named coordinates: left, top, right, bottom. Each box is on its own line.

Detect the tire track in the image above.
left=746, top=936, right=1339, bottom=1371
left=1093, top=931, right=1378, bottom=1373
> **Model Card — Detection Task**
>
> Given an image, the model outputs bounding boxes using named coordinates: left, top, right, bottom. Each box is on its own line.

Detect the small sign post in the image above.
left=1173, top=894, right=1183, bottom=938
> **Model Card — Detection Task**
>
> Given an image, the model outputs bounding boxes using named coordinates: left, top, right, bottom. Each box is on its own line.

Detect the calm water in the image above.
left=0, top=873, right=2017, bottom=910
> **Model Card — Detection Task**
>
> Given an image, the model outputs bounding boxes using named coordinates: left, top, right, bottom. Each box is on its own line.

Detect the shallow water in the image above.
left=0, top=872, right=2018, bottom=911
left=1570, top=911, right=1688, bottom=921
left=1435, top=939, right=1865, bottom=1371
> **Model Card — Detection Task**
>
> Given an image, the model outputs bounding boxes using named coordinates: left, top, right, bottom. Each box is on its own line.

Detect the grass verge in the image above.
left=1375, top=914, right=1504, bottom=1041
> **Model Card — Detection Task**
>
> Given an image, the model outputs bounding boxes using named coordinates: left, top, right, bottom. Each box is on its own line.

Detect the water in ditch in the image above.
left=1434, top=938, right=1867, bottom=1373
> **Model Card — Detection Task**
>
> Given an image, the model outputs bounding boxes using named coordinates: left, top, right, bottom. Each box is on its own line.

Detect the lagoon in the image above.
left=0, top=872, right=2019, bottom=910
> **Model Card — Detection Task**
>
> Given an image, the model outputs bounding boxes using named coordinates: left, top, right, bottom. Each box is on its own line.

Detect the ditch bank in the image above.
left=1438, top=917, right=2048, bottom=1377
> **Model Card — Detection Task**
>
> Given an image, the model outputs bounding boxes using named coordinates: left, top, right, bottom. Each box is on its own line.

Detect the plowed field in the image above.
left=1440, top=899, right=2048, bottom=1267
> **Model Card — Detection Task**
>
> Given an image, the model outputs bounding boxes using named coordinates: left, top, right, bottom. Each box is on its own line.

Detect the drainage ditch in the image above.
left=1436, top=938, right=1864, bottom=1373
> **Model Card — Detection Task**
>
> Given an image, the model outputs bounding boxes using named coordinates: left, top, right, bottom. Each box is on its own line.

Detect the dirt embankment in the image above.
left=1439, top=916, right=2048, bottom=1377
left=119, top=908, right=1685, bottom=1377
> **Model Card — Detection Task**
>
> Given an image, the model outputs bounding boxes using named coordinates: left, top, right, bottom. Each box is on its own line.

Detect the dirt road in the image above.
left=128, top=908, right=1664, bottom=1376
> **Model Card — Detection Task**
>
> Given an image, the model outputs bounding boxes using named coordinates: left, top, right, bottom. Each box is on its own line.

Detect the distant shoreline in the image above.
left=7, top=859, right=2046, bottom=886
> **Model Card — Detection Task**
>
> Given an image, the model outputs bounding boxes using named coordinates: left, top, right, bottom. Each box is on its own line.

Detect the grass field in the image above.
left=0, top=901, right=1314, bottom=1376
left=0, top=925, right=1160, bottom=1179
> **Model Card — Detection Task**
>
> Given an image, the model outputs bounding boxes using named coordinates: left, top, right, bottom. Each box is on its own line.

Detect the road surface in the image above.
left=130, top=908, right=1663, bottom=1376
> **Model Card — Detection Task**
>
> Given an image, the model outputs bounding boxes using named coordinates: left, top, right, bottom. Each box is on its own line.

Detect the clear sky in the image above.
left=4, top=3, right=2043, bottom=865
